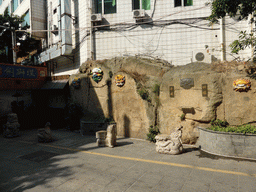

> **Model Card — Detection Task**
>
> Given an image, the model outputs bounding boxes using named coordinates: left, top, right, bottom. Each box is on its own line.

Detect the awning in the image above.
left=41, top=80, right=69, bottom=89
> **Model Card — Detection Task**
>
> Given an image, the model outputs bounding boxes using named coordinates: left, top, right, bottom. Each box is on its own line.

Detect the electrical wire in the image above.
left=12, top=3, right=252, bottom=64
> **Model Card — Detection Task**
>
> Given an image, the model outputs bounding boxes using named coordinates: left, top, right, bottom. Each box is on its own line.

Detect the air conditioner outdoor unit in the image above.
left=193, top=50, right=211, bottom=63
left=51, top=25, right=58, bottom=35
left=91, top=13, right=102, bottom=22
left=133, top=9, right=145, bottom=18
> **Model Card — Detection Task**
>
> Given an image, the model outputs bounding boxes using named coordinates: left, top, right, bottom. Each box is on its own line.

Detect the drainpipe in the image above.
left=49, top=1, right=53, bottom=47
left=60, top=0, right=72, bottom=55
left=58, top=0, right=61, bottom=49
left=90, top=0, right=95, bottom=60
left=220, top=17, right=226, bottom=61
left=250, top=14, right=254, bottom=60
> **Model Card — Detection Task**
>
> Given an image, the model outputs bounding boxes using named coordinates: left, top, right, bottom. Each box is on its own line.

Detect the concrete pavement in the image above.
left=0, top=129, right=255, bottom=192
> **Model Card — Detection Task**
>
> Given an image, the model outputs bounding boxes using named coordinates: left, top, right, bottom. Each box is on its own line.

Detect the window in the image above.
left=174, top=0, right=181, bottom=7
left=132, top=0, right=150, bottom=10
left=22, top=10, right=30, bottom=27
left=184, top=0, right=193, bottom=6
left=11, top=0, right=18, bottom=13
left=8, top=4, right=11, bottom=15
left=174, top=0, right=193, bottom=7
left=95, top=0, right=116, bottom=14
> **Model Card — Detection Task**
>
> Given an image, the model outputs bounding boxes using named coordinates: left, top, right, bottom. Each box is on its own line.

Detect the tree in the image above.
left=209, top=0, right=256, bottom=58
left=0, top=9, right=24, bottom=63
left=0, top=9, right=39, bottom=64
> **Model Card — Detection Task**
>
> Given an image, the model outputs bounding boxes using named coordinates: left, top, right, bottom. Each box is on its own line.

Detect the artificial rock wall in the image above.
left=70, top=57, right=256, bottom=143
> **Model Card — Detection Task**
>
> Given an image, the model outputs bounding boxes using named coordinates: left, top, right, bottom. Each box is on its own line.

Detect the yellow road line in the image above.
left=43, top=144, right=256, bottom=178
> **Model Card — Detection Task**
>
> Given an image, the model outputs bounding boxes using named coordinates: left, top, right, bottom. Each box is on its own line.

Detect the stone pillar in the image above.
left=96, top=123, right=117, bottom=148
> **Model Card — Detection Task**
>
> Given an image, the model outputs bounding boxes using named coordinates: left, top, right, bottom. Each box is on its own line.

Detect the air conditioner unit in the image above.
left=193, top=50, right=211, bottom=63
left=133, top=9, right=145, bottom=18
left=91, top=13, right=102, bottom=22
left=51, top=25, right=58, bottom=35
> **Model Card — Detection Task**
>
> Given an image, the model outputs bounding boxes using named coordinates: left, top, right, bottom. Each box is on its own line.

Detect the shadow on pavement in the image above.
left=0, top=129, right=119, bottom=191
left=197, top=150, right=256, bottom=162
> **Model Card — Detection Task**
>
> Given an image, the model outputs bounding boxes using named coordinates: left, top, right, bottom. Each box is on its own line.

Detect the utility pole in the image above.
left=220, top=17, right=226, bottom=61
left=11, top=28, right=16, bottom=64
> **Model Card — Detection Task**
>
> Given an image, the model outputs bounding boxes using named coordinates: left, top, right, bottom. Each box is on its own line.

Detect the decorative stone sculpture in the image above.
left=91, top=68, right=103, bottom=83
left=115, top=75, right=125, bottom=87
left=96, top=124, right=117, bottom=148
left=233, top=79, right=251, bottom=92
left=72, top=78, right=81, bottom=89
left=155, top=126, right=183, bottom=155
left=38, top=122, right=54, bottom=143
left=3, top=113, right=20, bottom=138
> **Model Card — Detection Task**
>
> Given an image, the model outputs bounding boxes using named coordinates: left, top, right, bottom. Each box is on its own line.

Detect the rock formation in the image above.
left=71, top=57, right=256, bottom=144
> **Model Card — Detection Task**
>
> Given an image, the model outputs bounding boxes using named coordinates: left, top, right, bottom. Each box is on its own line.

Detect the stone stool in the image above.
left=37, top=122, right=54, bottom=143
left=96, top=130, right=107, bottom=147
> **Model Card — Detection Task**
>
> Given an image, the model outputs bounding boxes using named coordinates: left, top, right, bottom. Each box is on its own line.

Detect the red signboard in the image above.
left=0, top=63, right=47, bottom=90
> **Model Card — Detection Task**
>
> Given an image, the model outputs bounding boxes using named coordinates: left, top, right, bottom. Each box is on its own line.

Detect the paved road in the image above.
left=0, top=130, right=255, bottom=192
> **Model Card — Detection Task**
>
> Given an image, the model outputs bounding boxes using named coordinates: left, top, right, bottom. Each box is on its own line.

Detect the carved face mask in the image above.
left=233, top=79, right=251, bottom=92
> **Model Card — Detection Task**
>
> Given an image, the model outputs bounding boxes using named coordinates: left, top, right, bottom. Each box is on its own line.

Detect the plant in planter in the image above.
left=210, top=119, right=229, bottom=127
left=207, top=119, right=256, bottom=134
left=198, top=119, right=256, bottom=159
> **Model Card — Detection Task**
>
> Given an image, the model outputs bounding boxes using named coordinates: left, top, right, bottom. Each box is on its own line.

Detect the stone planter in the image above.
left=197, top=127, right=256, bottom=160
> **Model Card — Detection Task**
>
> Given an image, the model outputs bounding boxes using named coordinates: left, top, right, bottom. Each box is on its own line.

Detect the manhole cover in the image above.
left=20, top=150, right=59, bottom=163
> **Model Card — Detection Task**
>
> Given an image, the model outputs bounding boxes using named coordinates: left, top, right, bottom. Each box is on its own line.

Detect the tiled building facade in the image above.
left=0, top=0, right=253, bottom=77
left=0, top=0, right=46, bottom=39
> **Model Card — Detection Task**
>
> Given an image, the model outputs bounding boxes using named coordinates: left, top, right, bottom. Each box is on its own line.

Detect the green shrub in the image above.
left=180, top=113, right=186, bottom=121
left=210, top=119, right=229, bottom=127
left=147, top=125, right=160, bottom=143
left=105, top=117, right=115, bottom=124
left=109, top=71, right=113, bottom=78
left=207, top=119, right=256, bottom=134
left=152, top=84, right=161, bottom=106
left=152, top=84, right=160, bottom=96
left=137, top=83, right=151, bottom=102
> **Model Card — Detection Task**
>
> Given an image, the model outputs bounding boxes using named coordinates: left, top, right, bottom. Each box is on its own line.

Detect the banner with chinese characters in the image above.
left=0, top=64, right=47, bottom=90
left=0, top=64, right=38, bottom=79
